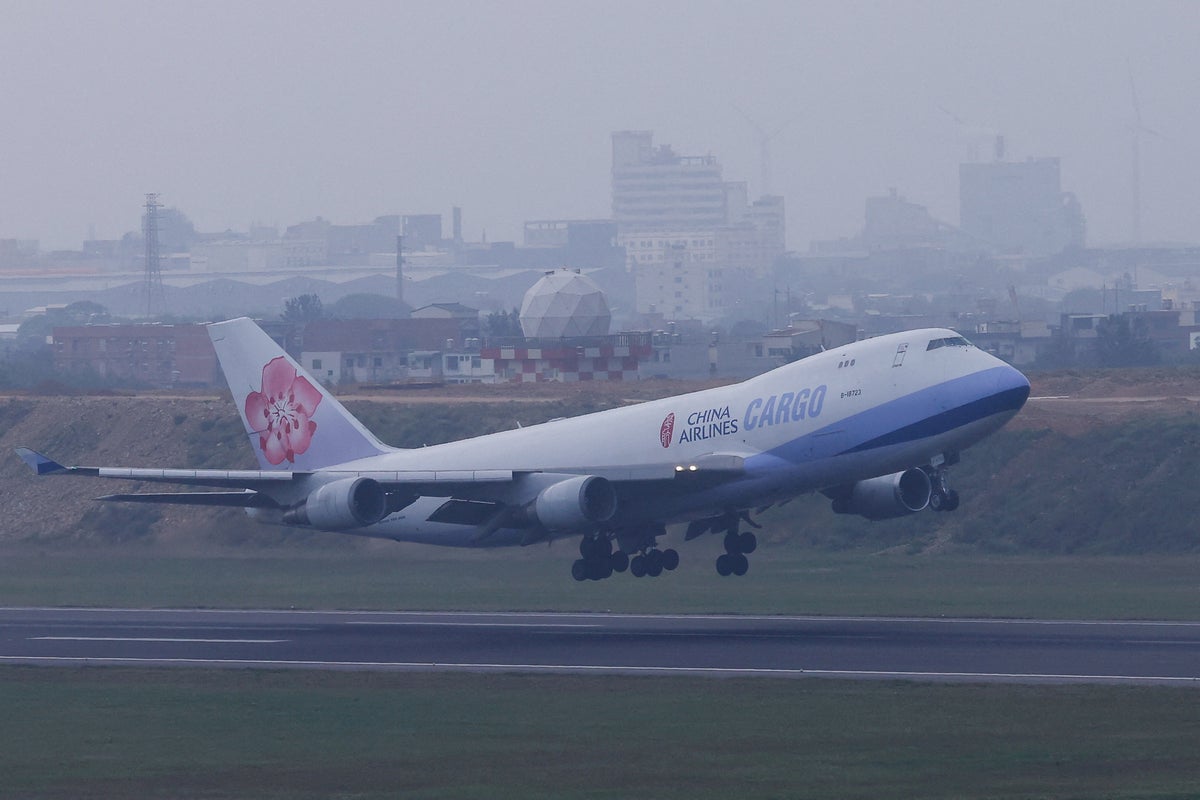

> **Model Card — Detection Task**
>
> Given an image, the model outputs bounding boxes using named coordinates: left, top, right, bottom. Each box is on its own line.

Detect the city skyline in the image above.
left=2, top=0, right=1198, bottom=252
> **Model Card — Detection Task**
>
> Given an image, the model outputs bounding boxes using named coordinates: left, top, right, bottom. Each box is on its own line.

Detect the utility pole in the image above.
left=395, top=234, right=405, bottom=305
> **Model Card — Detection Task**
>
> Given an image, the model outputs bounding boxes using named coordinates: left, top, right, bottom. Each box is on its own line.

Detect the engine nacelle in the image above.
left=831, top=468, right=931, bottom=521
left=282, top=477, right=387, bottom=531
left=534, top=475, right=617, bottom=531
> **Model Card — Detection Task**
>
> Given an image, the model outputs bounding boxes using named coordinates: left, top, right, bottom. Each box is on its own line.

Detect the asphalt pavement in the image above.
left=2, top=607, right=1199, bottom=685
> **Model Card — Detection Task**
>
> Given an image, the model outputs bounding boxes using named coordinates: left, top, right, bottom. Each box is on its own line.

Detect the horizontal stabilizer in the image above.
left=15, top=448, right=68, bottom=476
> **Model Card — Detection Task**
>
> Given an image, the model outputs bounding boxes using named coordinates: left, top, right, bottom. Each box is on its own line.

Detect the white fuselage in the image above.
left=317, top=329, right=1029, bottom=547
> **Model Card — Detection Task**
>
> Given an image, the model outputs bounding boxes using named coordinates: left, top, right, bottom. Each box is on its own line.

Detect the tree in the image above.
left=1095, top=314, right=1159, bottom=367
left=281, top=294, right=324, bottom=323
left=63, top=300, right=110, bottom=323
left=15, top=315, right=51, bottom=348
left=328, top=293, right=407, bottom=319
left=484, top=307, right=522, bottom=339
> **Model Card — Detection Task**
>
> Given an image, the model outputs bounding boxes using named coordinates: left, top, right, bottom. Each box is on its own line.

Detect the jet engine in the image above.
left=281, top=477, right=388, bottom=531
left=533, top=475, right=617, bottom=531
left=830, top=468, right=931, bottom=521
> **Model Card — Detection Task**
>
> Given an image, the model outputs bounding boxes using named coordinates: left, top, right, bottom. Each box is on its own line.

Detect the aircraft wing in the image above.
left=18, top=447, right=300, bottom=485
left=18, top=447, right=742, bottom=484
left=543, top=452, right=746, bottom=482
left=95, top=490, right=281, bottom=508
left=17, top=448, right=513, bottom=485
left=15, top=447, right=745, bottom=509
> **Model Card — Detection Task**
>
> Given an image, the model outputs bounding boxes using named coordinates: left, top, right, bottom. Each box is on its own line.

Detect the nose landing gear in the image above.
left=927, top=467, right=961, bottom=512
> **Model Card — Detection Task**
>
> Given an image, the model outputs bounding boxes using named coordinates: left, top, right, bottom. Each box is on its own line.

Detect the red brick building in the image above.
left=53, top=324, right=219, bottom=386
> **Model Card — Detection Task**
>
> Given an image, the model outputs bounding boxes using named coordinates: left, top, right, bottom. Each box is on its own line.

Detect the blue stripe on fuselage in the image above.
left=762, top=365, right=1029, bottom=465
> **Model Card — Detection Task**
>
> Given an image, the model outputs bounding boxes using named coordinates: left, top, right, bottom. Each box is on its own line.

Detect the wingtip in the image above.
left=14, top=447, right=67, bottom=475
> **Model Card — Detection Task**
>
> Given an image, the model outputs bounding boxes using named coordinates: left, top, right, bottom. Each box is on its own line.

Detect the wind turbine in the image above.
left=733, top=105, right=790, bottom=197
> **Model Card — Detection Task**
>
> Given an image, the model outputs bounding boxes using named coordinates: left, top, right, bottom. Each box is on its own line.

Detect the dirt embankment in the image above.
left=0, top=395, right=251, bottom=544
left=1018, top=369, right=1200, bottom=437
left=3, top=366, right=1199, bottom=546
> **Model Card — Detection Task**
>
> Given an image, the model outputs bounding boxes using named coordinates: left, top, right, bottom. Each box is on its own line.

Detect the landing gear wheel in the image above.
left=718, top=523, right=755, bottom=575
left=580, top=535, right=612, bottom=559
left=927, top=466, right=960, bottom=513
left=662, top=548, right=679, bottom=571
left=572, top=535, right=620, bottom=580
left=586, top=560, right=613, bottom=581
left=610, top=551, right=629, bottom=573
left=630, top=554, right=647, bottom=578
left=645, top=549, right=664, bottom=577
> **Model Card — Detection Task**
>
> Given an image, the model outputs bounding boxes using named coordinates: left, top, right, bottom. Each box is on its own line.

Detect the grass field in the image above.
left=3, top=544, right=1200, bottom=620
left=3, top=667, right=1200, bottom=799
left=5, top=546, right=1200, bottom=798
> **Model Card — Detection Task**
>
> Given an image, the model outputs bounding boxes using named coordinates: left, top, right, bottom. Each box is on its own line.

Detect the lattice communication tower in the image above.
left=143, top=193, right=165, bottom=317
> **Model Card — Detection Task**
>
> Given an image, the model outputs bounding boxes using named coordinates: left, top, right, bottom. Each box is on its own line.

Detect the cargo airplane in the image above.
left=18, top=318, right=1029, bottom=580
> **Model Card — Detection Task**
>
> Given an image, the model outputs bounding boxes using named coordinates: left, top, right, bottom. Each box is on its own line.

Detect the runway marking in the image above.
left=30, top=637, right=286, bottom=644
left=0, top=654, right=1198, bottom=685
left=346, top=622, right=600, bottom=629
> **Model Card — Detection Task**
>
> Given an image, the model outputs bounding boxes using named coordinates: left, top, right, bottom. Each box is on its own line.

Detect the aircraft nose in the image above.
left=996, top=364, right=1031, bottom=411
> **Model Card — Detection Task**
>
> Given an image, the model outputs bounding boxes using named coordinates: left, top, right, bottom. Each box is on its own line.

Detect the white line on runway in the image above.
left=346, top=621, right=600, bottom=628
left=0, top=654, right=1198, bottom=685
left=30, top=637, right=286, bottom=644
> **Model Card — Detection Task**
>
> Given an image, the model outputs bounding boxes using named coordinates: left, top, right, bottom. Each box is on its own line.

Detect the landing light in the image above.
left=688, top=465, right=699, bottom=471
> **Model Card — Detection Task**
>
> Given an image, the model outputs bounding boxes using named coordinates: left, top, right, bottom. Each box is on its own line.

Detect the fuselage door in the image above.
left=892, top=343, right=909, bottom=368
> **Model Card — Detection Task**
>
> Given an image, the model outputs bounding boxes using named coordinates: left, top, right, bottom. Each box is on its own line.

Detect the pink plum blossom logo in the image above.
left=244, top=357, right=323, bottom=465
left=659, top=413, right=675, bottom=449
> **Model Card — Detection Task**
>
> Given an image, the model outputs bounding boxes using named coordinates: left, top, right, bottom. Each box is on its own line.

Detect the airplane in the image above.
left=17, top=318, right=1029, bottom=581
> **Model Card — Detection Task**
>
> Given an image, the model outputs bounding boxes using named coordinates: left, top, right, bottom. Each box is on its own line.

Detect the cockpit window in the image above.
left=926, top=336, right=973, bottom=351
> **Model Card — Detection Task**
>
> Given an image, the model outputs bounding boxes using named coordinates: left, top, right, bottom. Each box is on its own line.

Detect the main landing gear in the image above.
left=715, top=528, right=756, bottom=577
left=629, top=546, right=679, bottom=578
left=572, top=535, right=619, bottom=581
left=927, top=467, right=960, bottom=512
left=571, top=532, right=679, bottom=581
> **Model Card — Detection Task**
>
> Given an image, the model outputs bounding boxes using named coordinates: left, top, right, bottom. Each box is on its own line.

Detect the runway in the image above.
left=2, top=607, right=1199, bottom=685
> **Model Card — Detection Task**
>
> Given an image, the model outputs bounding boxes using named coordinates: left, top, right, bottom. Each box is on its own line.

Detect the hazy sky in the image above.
left=2, top=0, right=1197, bottom=251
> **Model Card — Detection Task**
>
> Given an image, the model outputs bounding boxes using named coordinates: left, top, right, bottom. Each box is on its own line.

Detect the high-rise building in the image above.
left=613, top=131, right=785, bottom=322
left=959, top=157, right=1085, bottom=256
left=611, top=131, right=727, bottom=231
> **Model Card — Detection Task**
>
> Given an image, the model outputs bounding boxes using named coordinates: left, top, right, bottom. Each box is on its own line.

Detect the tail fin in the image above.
left=208, top=317, right=394, bottom=470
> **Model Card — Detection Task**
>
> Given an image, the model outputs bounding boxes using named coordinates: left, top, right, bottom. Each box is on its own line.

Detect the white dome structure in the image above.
left=519, top=269, right=611, bottom=339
